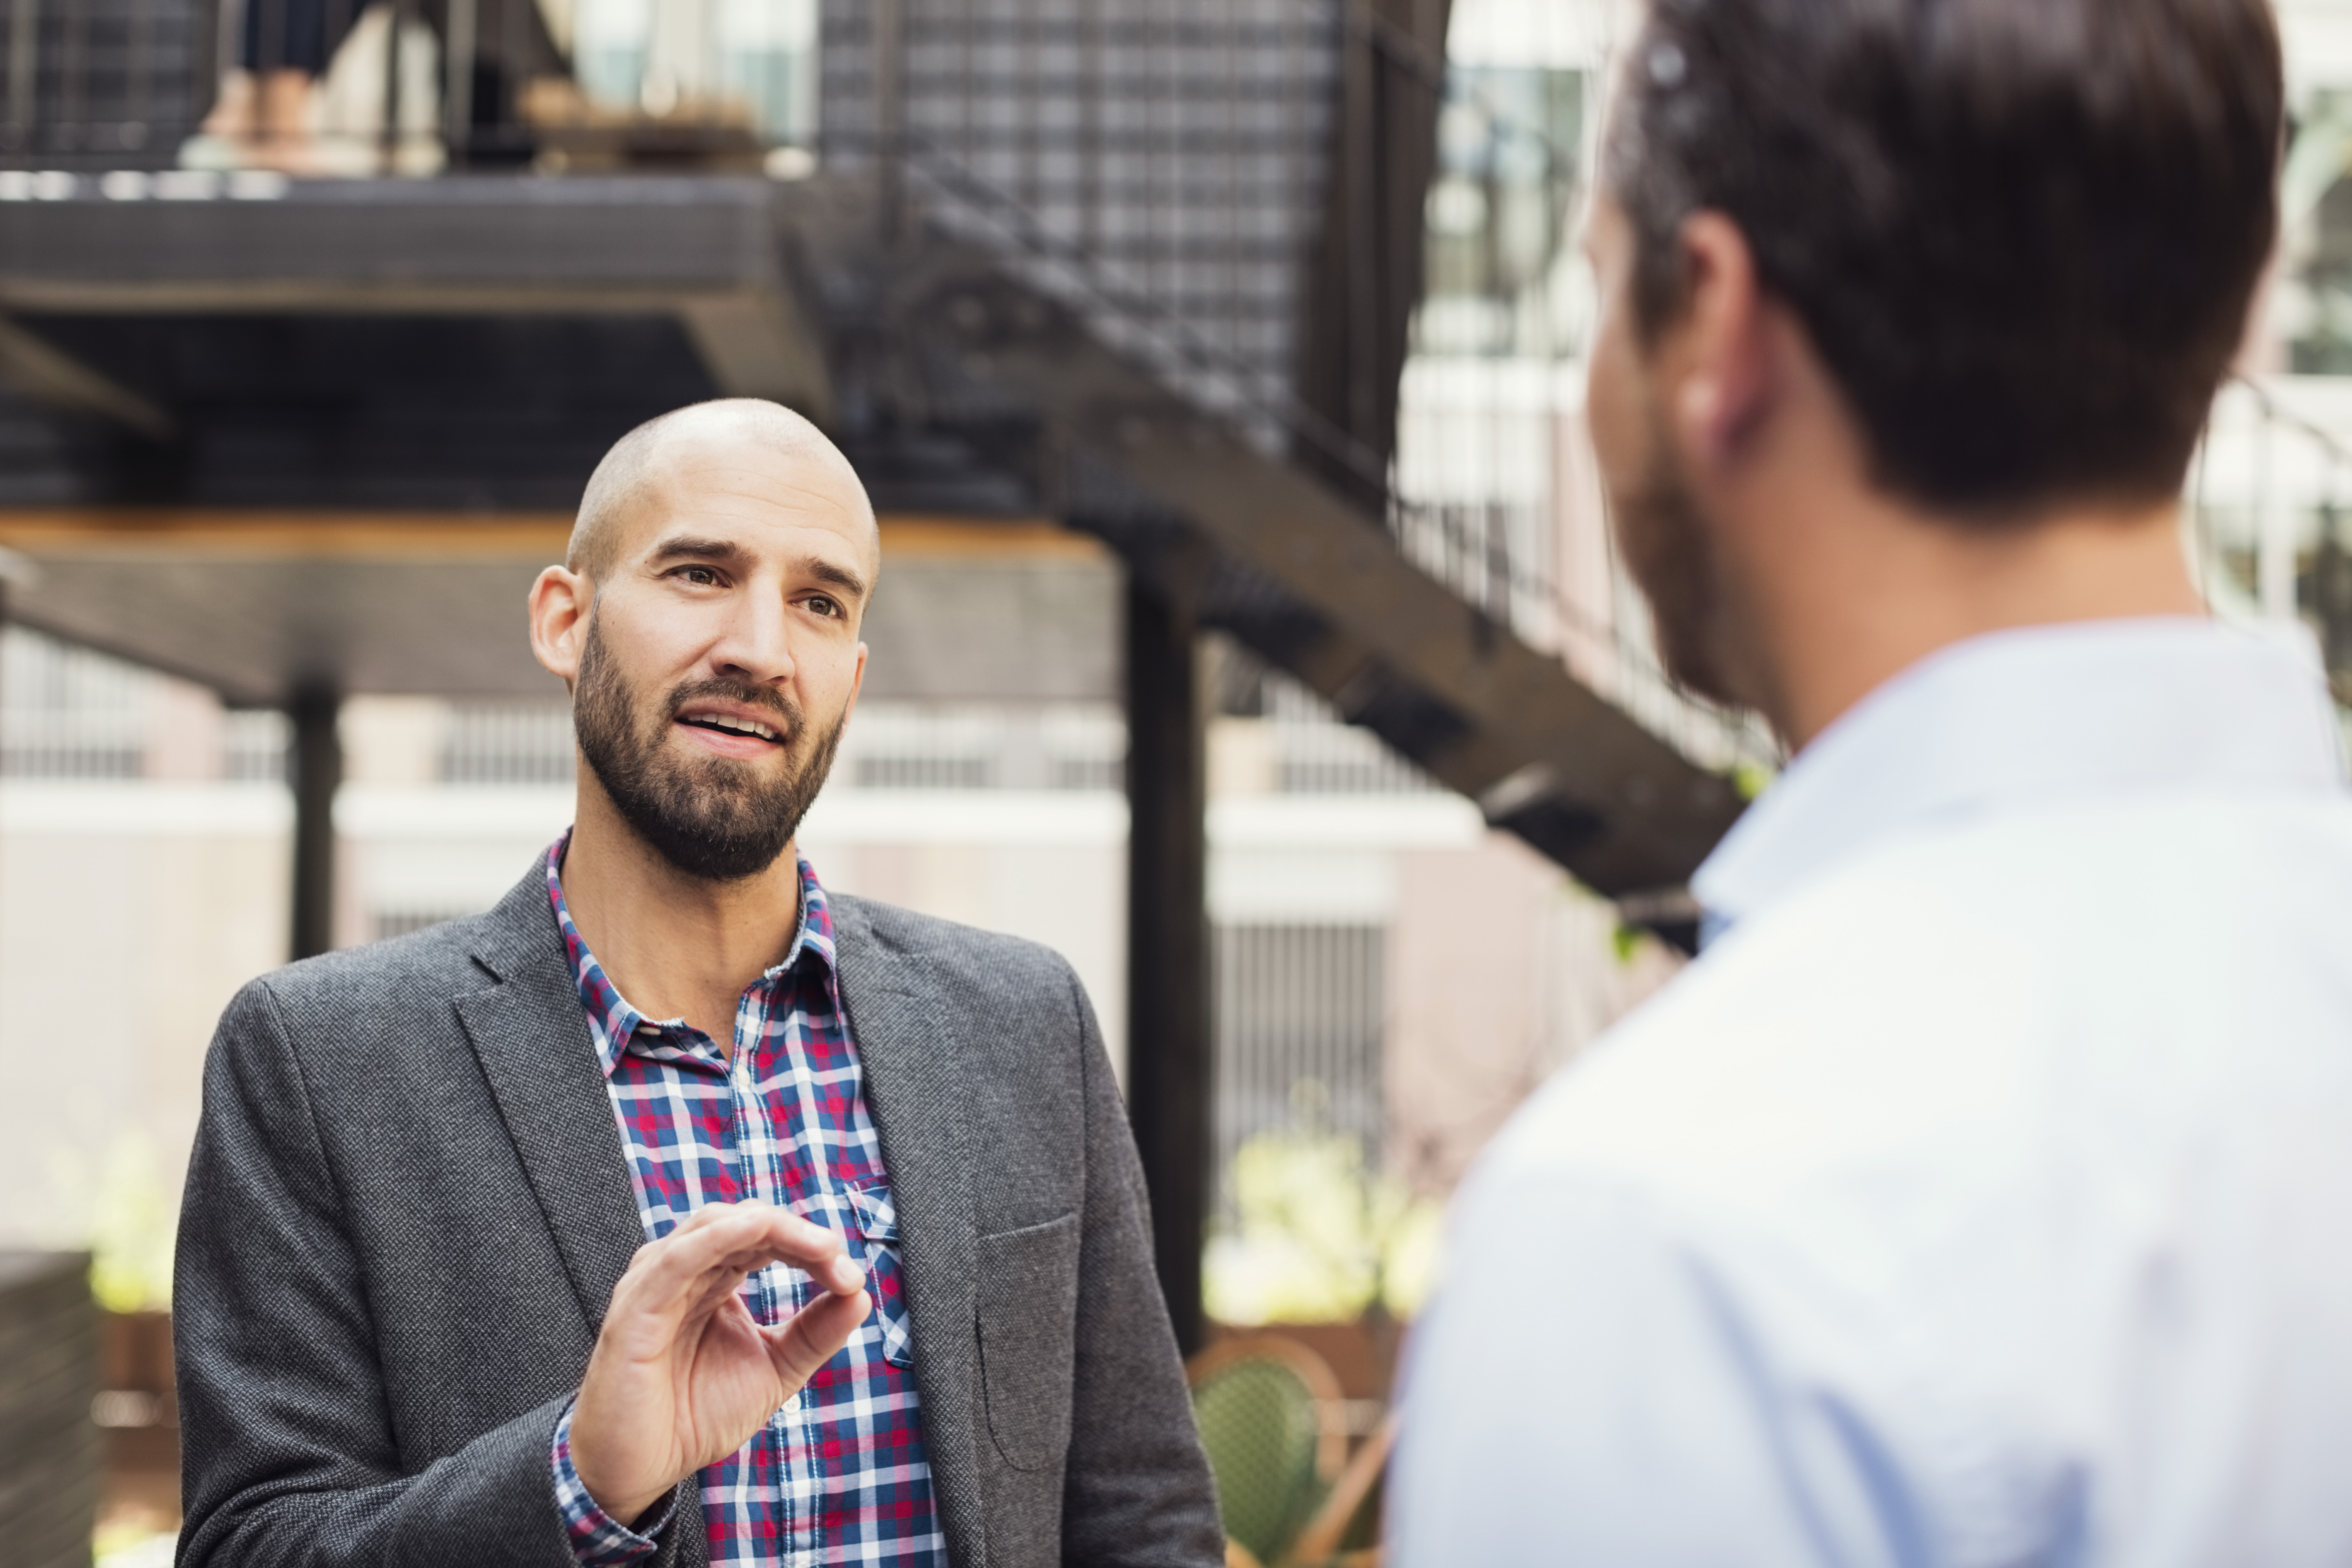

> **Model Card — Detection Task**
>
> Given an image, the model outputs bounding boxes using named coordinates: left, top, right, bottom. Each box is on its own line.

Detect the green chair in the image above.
left=1284, top=1409, right=1396, bottom=1568
left=1188, top=1334, right=1346, bottom=1568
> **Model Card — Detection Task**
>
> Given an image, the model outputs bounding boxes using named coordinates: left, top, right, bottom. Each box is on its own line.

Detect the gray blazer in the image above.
left=172, top=865, right=1223, bottom=1568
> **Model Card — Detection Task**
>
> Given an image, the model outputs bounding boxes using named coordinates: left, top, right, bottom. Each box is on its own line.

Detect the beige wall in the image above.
left=1385, top=832, right=1682, bottom=1196
left=0, top=790, right=289, bottom=1263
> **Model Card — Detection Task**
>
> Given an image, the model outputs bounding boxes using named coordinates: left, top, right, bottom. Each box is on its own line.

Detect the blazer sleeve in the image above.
left=173, top=978, right=682, bottom=1568
left=1056, top=965, right=1227, bottom=1568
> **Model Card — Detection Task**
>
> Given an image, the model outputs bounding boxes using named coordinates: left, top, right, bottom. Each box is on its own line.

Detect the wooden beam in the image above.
left=0, top=510, right=574, bottom=558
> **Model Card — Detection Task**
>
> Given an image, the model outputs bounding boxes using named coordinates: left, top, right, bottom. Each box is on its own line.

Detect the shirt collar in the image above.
left=543, top=829, right=838, bottom=1077
left=1693, top=617, right=2349, bottom=940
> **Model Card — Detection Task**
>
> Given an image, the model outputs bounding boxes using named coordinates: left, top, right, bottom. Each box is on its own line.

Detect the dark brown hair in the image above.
left=1608, top=0, right=2283, bottom=515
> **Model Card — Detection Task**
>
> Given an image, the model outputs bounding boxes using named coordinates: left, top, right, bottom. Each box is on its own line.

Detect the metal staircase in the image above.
left=795, top=0, right=1754, bottom=917
left=881, top=234, right=1746, bottom=902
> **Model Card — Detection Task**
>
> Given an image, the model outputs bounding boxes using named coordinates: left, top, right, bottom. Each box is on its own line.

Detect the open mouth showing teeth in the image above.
left=679, top=713, right=784, bottom=743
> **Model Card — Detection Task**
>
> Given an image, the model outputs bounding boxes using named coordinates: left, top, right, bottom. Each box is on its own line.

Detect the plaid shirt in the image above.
left=541, top=835, right=945, bottom=1567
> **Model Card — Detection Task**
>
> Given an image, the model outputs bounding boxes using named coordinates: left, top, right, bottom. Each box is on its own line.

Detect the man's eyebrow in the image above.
left=808, top=558, right=871, bottom=602
left=643, top=533, right=869, bottom=601
left=645, top=534, right=741, bottom=564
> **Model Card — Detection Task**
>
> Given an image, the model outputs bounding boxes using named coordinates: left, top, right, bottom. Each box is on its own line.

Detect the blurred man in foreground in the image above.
left=1396, top=1, right=2352, bottom=1562
left=173, top=400, right=1221, bottom=1568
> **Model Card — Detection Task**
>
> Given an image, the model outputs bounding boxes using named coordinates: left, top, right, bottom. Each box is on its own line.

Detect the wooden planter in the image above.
left=0, top=1252, right=102, bottom=1568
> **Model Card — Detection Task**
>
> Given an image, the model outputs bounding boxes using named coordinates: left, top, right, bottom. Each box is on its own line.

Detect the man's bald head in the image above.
left=567, top=399, right=877, bottom=584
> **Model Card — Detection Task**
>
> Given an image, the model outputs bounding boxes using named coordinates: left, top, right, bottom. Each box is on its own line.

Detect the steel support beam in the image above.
left=1123, top=574, right=1210, bottom=1356
left=288, top=689, right=342, bottom=961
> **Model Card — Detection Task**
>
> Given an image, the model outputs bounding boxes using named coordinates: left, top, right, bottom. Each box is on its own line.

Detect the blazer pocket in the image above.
left=974, top=1209, right=1082, bottom=1473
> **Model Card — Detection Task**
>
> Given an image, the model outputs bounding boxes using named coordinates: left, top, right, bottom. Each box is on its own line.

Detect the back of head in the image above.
left=1608, top=0, right=2283, bottom=516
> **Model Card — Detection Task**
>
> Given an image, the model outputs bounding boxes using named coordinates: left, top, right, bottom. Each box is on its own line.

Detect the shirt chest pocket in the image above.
left=845, top=1182, right=916, bottom=1370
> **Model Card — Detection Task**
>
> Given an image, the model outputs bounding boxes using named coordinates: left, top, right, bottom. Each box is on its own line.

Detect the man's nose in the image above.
left=707, top=591, right=797, bottom=685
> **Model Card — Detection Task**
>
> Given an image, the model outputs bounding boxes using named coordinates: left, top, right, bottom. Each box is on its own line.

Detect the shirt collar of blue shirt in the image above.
left=1693, top=616, right=2349, bottom=944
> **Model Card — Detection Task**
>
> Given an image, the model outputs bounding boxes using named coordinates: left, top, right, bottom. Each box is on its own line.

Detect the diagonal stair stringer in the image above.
left=891, top=251, right=1746, bottom=906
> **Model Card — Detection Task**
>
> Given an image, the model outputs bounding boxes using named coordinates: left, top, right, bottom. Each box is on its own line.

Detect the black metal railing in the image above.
left=2192, top=378, right=2352, bottom=712
left=0, top=0, right=214, bottom=166
left=0, top=0, right=817, bottom=171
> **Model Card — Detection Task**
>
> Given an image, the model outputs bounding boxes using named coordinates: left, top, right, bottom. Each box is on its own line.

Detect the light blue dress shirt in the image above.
left=1393, top=618, right=2352, bottom=1567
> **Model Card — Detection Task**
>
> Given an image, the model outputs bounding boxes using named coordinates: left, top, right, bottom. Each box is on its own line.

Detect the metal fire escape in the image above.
left=0, top=0, right=1752, bottom=1344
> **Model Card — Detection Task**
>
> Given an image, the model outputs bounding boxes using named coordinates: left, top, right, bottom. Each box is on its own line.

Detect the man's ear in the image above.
left=841, top=642, right=869, bottom=728
left=1667, top=212, right=1777, bottom=473
left=529, top=565, right=591, bottom=689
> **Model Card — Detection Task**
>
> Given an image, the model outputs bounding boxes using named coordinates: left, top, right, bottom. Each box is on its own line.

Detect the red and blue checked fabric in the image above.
left=540, top=834, right=944, bottom=1567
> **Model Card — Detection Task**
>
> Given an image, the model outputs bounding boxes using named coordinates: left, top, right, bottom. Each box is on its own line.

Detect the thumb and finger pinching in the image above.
left=765, top=1285, right=872, bottom=1383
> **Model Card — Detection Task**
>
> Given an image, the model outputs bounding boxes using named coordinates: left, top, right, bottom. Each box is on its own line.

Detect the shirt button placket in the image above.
left=743, top=988, right=804, bottom=1554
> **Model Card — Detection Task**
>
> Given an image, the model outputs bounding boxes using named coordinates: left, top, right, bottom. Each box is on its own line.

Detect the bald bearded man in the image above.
left=172, top=401, right=1223, bottom=1568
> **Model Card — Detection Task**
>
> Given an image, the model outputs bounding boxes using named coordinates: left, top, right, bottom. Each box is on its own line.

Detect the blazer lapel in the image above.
left=453, top=869, right=711, bottom=1567
left=453, top=872, right=647, bottom=1337
left=831, top=897, right=987, bottom=1568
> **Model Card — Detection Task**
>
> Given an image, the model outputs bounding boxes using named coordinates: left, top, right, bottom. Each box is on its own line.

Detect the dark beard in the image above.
left=1610, top=397, right=1740, bottom=709
left=572, top=610, right=847, bottom=882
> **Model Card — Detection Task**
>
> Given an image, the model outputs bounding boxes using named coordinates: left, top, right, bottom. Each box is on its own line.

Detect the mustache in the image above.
left=663, top=678, right=803, bottom=741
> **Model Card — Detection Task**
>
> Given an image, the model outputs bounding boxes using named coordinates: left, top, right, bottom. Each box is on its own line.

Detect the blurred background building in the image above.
left=0, top=0, right=2346, bottom=1560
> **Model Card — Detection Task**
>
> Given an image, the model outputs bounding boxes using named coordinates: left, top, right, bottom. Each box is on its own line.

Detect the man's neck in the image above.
left=1736, top=482, right=2205, bottom=751
left=559, top=772, right=803, bottom=1054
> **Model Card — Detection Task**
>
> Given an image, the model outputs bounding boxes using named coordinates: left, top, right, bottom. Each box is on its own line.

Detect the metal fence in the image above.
left=0, top=626, right=151, bottom=777
left=0, top=0, right=820, bottom=173
left=0, top=627, right=301, bottom=779
left=221, top=706, right=288, bottom=779
left=440, top=700, right=574, bottom=785
left=0, top=0, right=214, bottom=167
left=845, top=692, right=1433, bottom=797
left=1389, top=40, right=1781, bottom=780
left=2190, top=378, right=2352, bottom=720
left=1211, top=919, right=1384, bottom=1217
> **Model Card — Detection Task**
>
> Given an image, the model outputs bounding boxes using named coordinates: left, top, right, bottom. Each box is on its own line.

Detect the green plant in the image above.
left=87, top=1136, right=175, bottom=1313
left=1204, top=1128, right=1442, bottom=1328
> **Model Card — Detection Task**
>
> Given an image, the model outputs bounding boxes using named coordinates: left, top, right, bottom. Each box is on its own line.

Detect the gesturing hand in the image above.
left=569, top=1200, right=869, bottom=1527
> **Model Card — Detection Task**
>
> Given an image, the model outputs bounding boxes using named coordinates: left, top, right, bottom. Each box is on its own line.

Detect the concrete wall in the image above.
left=0, top=784, right=288, bottom=1278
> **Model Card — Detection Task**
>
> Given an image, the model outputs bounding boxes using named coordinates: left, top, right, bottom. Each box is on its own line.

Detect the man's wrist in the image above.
left=552, top=1400, right=674, bottom=1566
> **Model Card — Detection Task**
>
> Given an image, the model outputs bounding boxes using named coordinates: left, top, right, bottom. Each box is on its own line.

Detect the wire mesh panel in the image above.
left=821, top=0, right=1343, bottom=435
left=0, top=0, right=215, bottom=166
left=1211, top=920, right=1384, bottom=1215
